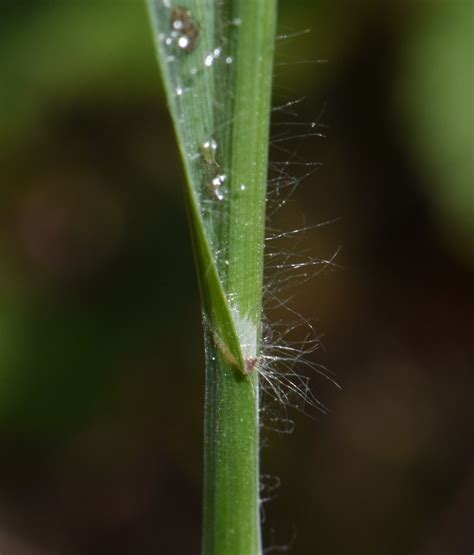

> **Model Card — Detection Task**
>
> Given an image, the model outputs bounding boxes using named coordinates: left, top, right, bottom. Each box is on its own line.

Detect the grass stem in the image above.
left=146, top=2, right=277, bottom=552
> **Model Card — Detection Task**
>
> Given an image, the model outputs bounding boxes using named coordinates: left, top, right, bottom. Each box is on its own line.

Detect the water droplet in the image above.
left=210, top=174, right=227, bottom=201
left=212, top=175, right=227, bottom=186
left=176, top=86, right=184, bottom=96
left=178, top=36, right=190, bottom=50
left=203, top=47, right=224, bottom=68
left=240, top=184, right=246, bottom=191
left=225, top=56, right=233, bottom=64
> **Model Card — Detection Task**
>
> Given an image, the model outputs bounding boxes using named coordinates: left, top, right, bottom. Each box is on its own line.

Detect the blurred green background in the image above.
left=0, top=1, right=472, bottom=553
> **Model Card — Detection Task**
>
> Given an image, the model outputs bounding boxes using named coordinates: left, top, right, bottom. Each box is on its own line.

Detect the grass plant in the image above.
left=146, top=1, right=277, bottom=553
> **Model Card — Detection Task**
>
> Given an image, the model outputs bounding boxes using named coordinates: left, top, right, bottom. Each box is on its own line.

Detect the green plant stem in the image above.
left=146, top=1, right=276, bottom=553
left=203, top=3, right=276, bottom=555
